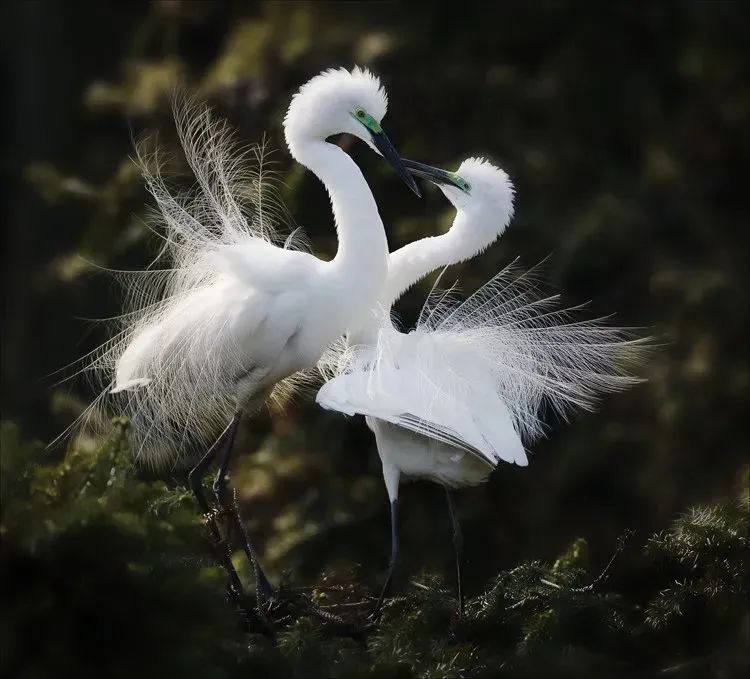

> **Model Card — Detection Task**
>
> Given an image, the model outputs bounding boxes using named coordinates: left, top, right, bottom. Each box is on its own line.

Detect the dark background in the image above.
left=2, top=2, right=748, bottom=677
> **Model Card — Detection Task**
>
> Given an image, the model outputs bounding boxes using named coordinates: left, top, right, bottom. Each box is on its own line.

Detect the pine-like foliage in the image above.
left=642, top=473, right=749, bottom=668
left=2, top=423, right=747, bottom=678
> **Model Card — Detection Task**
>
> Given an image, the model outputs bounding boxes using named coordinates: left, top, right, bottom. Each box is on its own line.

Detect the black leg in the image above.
left=212, top=414, right=275, bottom=604
left=212, top=416, right=240, bottom=508
left=374, top=498, right=399, bottom=615
left=189, top=438, right=219, bottom=515
left=445, top=486, right=464, bottom=617
left=188, top=431, right=247, bottom=610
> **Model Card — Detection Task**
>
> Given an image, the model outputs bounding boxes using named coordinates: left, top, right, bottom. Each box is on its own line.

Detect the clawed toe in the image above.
left=254, top=586, right=368, bottom=638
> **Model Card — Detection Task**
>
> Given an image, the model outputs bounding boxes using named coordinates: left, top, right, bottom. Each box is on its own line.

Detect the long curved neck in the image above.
left=383, top=210, right=480, bottom=308
left=290, top=139, right=389, bottom=290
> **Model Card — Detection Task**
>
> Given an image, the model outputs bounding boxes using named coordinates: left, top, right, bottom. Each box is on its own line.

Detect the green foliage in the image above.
left=1, top=421, right=251, bottom=678
left=2, top=425, right=747, bottom=677
left=644, top=484, right=748, bottom=636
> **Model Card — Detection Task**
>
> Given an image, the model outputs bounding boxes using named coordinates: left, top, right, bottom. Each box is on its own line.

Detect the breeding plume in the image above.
left=317, top=158, right=650, bottom=614
left=79, top=67, right=420, bottom=614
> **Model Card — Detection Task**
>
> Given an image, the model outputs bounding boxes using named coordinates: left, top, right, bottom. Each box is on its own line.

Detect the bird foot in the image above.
left=254, top=586, right=367, bottom=638
left=222, top=583, right=275, bottom=638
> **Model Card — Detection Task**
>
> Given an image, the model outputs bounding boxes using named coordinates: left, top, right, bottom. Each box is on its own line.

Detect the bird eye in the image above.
left=464, top=182, right=471, bottom=192
left=356, top=109, right=366, bottom=118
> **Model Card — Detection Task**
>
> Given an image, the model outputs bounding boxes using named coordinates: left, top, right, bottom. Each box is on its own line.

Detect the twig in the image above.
left=320, top=600, right=374, bottom=610
left=410, top=579, right=449, bottom=594
left=572, top=529, right=634, bottom=594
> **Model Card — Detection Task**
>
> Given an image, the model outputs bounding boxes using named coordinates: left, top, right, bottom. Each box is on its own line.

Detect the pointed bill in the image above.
left=371, top=132, right=421, bottom=197
left=402, top=159, right=470, bottom=193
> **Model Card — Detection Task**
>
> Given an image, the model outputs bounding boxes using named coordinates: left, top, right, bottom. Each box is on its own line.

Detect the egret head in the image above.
left=405, top=156, right=514, bottom=228
left=285, top=67, right=419, bottom=195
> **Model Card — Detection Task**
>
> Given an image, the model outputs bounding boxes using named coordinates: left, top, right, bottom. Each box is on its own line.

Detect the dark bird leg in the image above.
left=212, top=413, right=275, bottom=605
left=210, top=412, right=349, bottom=631
left=373, top=498, right=399, bottom=616
left=445, top=486, right=464, bottom=617
left=188, top=430, right=254, bottom=625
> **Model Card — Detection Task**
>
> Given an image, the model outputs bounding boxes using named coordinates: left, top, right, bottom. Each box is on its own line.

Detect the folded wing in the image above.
left=316, top=328, right=528, bottom=467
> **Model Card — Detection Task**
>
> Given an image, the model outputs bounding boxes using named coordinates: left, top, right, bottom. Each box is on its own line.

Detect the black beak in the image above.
left=371, top=131, right=421, bottom=197
left=402, top=159, right=468, bottom=192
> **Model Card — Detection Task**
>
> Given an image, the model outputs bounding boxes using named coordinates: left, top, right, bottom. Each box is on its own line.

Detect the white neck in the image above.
left=290, top=138, right=388, bottom=283
left=383, top=209, right=488, bottom=308
left=350, top=210, right=492, bottom=344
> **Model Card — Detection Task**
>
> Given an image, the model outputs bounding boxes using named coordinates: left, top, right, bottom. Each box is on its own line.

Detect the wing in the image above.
left=316, top=330, right=528, bottom=467
left=110, top=267, right=310, bottom=468
left=69, top=100, right=316, bottom=469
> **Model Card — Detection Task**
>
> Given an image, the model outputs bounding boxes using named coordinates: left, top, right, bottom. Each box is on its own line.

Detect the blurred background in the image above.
left=2, top=2, right=748, bottom=677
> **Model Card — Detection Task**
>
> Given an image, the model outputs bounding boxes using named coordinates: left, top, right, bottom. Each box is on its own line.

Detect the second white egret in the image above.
left=317, top=158, right=650, bottom=614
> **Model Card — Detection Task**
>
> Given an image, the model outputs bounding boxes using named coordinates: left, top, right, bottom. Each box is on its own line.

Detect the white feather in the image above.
left=319, top=259, right=649, bottom=469
left=317, top=159, right=651, bottom=495
left=110, top=103, right=311, bottom=465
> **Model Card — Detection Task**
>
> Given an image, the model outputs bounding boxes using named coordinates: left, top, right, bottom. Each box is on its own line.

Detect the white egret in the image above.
left=82, top=67, right=421, bottom=615
left=316, top=158, right=650, bottom=614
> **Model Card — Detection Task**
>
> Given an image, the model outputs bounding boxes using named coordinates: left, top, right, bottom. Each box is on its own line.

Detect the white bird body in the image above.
left=113, top=235, right=381, bottom=404
left=95, top=67, right=422, bottom=468
left=319, top=323, right=528, bottom=487
left=318, top=157, right=648, bottom=493
left=371, top=418, right=492, bottom=499
left=318, top=158, right=528, bottom=496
